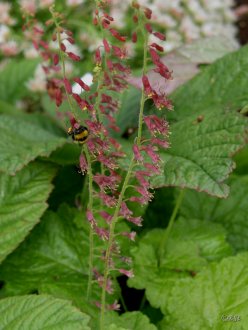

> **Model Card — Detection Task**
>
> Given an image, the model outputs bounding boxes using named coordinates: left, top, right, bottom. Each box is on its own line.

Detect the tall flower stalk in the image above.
left=25, top=2, right=173, bottom=328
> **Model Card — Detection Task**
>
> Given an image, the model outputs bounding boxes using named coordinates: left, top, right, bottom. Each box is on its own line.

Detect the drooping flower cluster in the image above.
left=24, top=1, right=172, bottom=313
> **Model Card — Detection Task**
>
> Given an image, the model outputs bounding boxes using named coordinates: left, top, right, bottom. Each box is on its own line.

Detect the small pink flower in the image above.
left=120, top=202, right=133, bottom=218
left=99, top=211, right=113, bottom=224
left=121, top=231, right=136, bottom=241
left=73, top=77, right=90, bottom=91
left=118, top=269, right=134, bottom=278
left=94, top=172, right=120, bottom=191
left=153, top=31, right=166, bottom=41
left=79, top=154, right=88, bottom=174
left=98, top=192, right=117, bottom=207
left=109, top=28, right=126, bottom=42
left=86, top=210, right=97, bottom=228
left=133, top=144, right=144, bottom=162
left=63, top=78, right=72, bottom=94
left=144, top=115, right=169, bottom=136
left=103, top=38, right=111, bottom=53
left=95, top=227, right=109, bottom=241
left=67, top=51, right=81, bottom=61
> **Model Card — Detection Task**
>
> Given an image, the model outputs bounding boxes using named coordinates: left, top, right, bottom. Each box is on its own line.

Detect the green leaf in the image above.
left=128, top=219, right=232, bottom=311
left=153, top=112, right=246, bottom=197
left=170, top=45, right=248, bottom=121
left=180, top=175, right=248, bottom=251
left=0, top=115, right=66, bottom=175
left=0, top=100, right=20, bottom=115
left=0, top=205, right=123, bottom=320
left=106, top=311, right=157, bottom=330
left=0, top=295, right=90, bottom=330
left=0, top=59, right=38, bottom=103
left=160, top=253, right=248, bottom=329
left=0, top=162, right=56, bottom=264
left=233, top=145, right=248, bottom=175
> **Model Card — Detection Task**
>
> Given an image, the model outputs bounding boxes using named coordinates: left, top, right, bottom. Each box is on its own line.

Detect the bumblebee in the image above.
left=67, top=125, right=89, bottom=144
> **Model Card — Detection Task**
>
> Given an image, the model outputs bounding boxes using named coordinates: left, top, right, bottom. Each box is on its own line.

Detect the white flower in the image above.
left=0, top=25, right=10, bottom=43
left=0, top=2, right=16, bottom=25
left=19, top=0, right=37, bottom=16
left=66, top=0, right=84, bottom=6
left=26, top=64, right=47, bottom=92
left=24, top=46, right=39, bottom=59
left=0, top=41, right=19, bottom=56
left=39, top=0, right=54, bottom=9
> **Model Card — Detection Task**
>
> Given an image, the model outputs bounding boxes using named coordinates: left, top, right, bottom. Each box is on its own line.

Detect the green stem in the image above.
left=84, top=145, right=94, bottom=300
left=139, top=292, right=147, bottom=311
left=158, top=189, right=185, bottom=265
left=99, top=29, right=149, bottom=330
left=137, top=33, right=148, bottom=145
left=100, top=157, right=135, bottom=330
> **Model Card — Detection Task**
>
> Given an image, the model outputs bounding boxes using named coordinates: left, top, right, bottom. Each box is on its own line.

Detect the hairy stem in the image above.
left=99, top=29, right=149, bottom=330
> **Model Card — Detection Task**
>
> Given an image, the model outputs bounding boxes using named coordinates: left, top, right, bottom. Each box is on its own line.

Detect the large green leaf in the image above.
left=106, top=311, right=157, bottom=330
left=159, top=253, right=248, bottom=329
left=0, top=59, right=38, bottom=103
left=0, top=204, right=130, bottom=323
left=155, top=112, right=246, bottom=197
left=180, top=175, right=248, bottom=251
left=128, top=218, right=232, bottom=311
left=118, top=45, right=248, bottom=197
left=0, top=295, right=90, bottom=329
left=0, top=162, right=56, bottom=264
left=170, top=44, right=248, bottom=121
left=0, top=115, right=66, bottom=175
